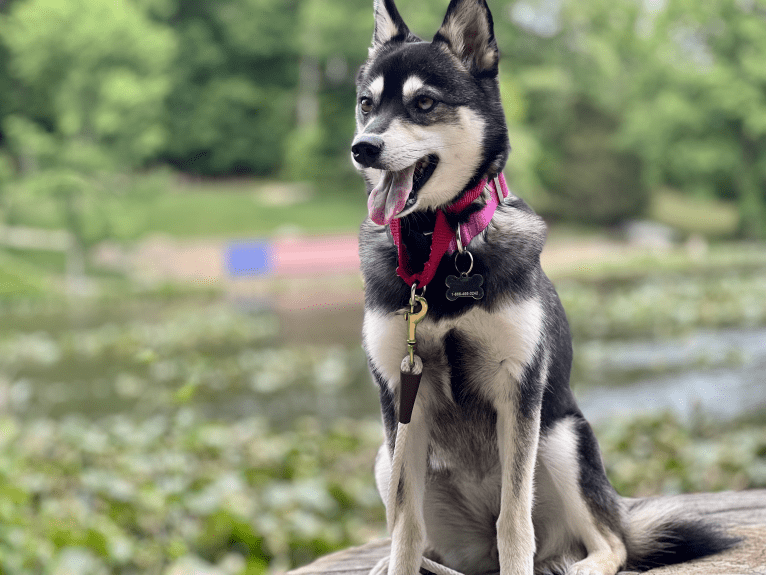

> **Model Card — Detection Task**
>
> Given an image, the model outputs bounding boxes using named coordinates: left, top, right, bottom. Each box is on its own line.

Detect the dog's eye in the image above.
left=360, top=97, right=373, bottom=114
left=416, top=97, right=435, bottom=112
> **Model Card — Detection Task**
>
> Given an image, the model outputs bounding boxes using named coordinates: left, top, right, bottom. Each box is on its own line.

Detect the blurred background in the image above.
left=0, top=0, right=765, bottom=573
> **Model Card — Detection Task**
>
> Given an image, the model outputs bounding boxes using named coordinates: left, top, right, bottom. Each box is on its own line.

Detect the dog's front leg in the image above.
left=386, top=404, right=430, bottom=575
left=496, top=400, right=541, bottom=575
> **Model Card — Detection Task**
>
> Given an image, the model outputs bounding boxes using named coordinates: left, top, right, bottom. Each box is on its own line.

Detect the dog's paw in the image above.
left=564, top=559, right=625, bottom=575
left=369, top=555, right=389, bottom=575
left=565, top=565, right=603, bottom=575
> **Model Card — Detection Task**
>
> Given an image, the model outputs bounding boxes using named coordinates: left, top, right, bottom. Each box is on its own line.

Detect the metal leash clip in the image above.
left=404, top=283, right=428, bottom=367
left=399, top=282, right=427, bottom=424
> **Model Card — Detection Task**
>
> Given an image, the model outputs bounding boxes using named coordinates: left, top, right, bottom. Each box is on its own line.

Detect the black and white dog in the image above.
left=351, top=1, right=736, bottom=574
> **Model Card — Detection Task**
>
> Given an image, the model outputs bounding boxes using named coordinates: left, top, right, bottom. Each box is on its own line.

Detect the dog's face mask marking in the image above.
left=352, top=0, right=508, bottom=222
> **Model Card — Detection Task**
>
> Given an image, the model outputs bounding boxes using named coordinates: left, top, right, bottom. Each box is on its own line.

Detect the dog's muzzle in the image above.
left=352, top=135, right=384, bottom=168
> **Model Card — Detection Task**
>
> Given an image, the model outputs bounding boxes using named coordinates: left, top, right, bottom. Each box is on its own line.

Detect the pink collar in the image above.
left=389, top=173, right=510, bottom=288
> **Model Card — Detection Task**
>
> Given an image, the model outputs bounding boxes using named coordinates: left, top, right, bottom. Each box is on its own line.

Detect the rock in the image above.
left=287, top=490, right=766, bottom=575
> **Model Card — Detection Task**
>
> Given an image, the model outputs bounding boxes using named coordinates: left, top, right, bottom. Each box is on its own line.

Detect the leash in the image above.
left=370, top=175, right=509, bottom=575
left=370, top=285, right=464, bottom=575
left=369, top=286, right=463, bottom=575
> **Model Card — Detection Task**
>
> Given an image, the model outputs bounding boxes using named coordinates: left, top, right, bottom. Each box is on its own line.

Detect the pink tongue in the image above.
left=367, top=165, right=416, bottom=225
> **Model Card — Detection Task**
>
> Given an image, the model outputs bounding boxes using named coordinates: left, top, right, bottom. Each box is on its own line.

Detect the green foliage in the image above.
left=0, top=0, right=176, bottom=169
left=537, top=101, right=648, bottom=225
left=0, top=0, right=766, bottom=233
left=599, top=412, right=766, bottom=495
left=3, top=115, right=66, bottom=172
left=0, top=0, right=179, bottom=258
left=281, top=124, right=330, bottom=182
left=560, top=258, right=766, bottom=340
left=618, top=0, right=766, bottom=236
left=0, top=252, right=765, bottom=571
left=297, top=0, right=371, bottom=58
left=1, top=406, right=764, bottom=573
left=0, top=37, right=12, bottom=144
left=0, top=150, right=13, bottom=185
left=0, top=411, right=385, bottom=574
left=161, top=0, right=299, bottom=175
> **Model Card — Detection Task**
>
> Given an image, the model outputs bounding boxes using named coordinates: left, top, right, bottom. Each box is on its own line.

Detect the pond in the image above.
left=1, top=275, right=765, bottom=574
left=2, top=291, right=764, bottom=428
left=575, top=326, right=766, bottom=423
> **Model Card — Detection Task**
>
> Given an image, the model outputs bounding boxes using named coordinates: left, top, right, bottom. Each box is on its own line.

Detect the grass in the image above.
left=0, top=250, right=49, bottom=296
left=650, top=188, right=740, bottom=237
left=145, top=191, right=363, bottom=238
left=6, top=173, right=369, bottom=241
left=4, top=247, right=67, bottom=273
left=3, top=171, right=750, bottom=243
left=547, top=242, right=766, bottom=284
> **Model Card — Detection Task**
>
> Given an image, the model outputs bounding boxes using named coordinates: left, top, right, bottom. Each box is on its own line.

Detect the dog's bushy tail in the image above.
left=623, top=497, right=740, bottom=571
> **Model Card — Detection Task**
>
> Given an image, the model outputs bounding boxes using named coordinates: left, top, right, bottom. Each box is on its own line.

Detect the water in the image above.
left=576, top=327, right=766, bottom=423
left=267, top=323, right=766, bottom=426
left=3, top=296, right=764, bottom=426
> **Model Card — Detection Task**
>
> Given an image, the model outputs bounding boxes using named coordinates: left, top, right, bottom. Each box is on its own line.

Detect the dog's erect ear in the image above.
left=434, top=0, right=499, bottom=75
left=371, top=0, right=409, bottom=51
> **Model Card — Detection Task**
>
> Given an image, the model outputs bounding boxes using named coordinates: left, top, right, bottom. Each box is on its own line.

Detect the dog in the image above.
left=351, top=1, right=737, bottom=574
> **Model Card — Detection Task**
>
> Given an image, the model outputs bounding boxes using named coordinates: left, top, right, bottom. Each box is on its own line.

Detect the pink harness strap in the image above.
left=447, top=173, right=510, bottom=255
left=389, top=174, right=510, bottom=288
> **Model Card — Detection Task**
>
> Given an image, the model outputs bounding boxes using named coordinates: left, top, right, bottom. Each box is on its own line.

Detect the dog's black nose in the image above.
left=351, top=136, right=384, bottom=168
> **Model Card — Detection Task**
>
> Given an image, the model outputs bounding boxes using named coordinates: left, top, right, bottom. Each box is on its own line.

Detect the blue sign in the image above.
left=226, top=241, right=272, bottom=276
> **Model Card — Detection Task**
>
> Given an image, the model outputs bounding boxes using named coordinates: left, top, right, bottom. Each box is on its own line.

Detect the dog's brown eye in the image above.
left=417, top=97, right=435, bottom=111
left=360, top=98, right=373, bottom=114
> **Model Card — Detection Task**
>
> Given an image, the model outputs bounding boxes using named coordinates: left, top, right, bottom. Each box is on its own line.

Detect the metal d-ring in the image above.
left=454, top=249, right=474, bottom=277
left=493, top=175, right=504, bottom=203
left=455, top=223, right=465, bottom=254
left=409, top=282, right=426, bottom=306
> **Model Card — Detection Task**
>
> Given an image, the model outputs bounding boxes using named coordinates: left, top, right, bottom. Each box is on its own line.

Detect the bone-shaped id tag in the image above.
left=446, top=248, right=484, bottom=301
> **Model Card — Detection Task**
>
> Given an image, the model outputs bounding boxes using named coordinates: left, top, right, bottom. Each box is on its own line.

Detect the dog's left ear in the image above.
left=434, top=0, right=499, bottom=76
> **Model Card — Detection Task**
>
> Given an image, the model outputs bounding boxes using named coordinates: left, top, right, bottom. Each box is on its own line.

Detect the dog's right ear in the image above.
left=370, top=0, right=409, bottom=54
left=434, top=0, right=499, bottom=76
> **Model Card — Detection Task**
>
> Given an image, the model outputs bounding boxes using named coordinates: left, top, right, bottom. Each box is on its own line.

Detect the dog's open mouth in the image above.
left=368, top=155, right=438, bottom=225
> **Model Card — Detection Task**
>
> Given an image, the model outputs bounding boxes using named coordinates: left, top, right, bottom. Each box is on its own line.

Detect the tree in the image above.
left=0, top=0, right=177, bottom=293
left=160, top=0, right=299, bottom=175
left=620, top=0, right=766, bottom=237
left=1, top=0, right=177, bottom=169
left=492, top=0, right=656, bottom=224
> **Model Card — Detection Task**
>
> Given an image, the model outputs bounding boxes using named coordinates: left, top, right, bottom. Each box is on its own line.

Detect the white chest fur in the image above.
left=363, top=298, right=545, bottom=403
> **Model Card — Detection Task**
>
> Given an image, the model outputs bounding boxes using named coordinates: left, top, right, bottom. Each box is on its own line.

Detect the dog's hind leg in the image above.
left=376, top=404, right=430, bottom=575
left=496, top=400, right=540, bottom=575
left=537, top=416, right=627, bottom=575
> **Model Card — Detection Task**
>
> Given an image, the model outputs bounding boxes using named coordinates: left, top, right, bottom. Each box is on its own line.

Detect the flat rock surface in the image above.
left=287, top=490, right=766, bottom=575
